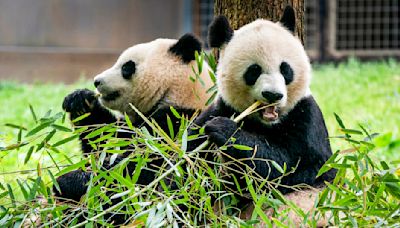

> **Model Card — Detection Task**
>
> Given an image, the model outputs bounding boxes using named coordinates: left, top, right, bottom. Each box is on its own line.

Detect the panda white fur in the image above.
left=188, top=6, right=336, bottom=225
left=55, top=34, right=213, bottom=213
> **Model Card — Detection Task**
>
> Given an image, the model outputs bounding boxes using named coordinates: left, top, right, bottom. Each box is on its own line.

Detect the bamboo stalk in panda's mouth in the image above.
left=233, top=100, right=263, bottom=123
left=193, top=100, right=263, bottom=153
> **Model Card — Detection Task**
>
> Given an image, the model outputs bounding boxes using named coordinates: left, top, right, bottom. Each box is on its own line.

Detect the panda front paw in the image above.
left=204, top=116, right=238, bottom=146
left=54, top=169, right=92, bottom=202
left=62, top=89, right=101, bottom=120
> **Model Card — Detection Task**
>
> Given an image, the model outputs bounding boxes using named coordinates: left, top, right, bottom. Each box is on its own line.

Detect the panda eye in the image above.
left=121, top=60, right=136, bottom=80
left=243, top=64, right=262, bottom=86
left=280, top=61, right=294, bottom=85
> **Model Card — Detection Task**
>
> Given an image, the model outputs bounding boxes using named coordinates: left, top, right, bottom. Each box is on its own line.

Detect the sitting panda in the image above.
left=55, top=34, right=213, bottom=204
left=188, top=6, right=336, bottom=224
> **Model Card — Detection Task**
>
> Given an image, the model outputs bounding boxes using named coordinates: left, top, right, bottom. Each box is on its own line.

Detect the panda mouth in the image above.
left=100, top=91, right=121, bottom=101
left=260, top=104, right=279, bottom=122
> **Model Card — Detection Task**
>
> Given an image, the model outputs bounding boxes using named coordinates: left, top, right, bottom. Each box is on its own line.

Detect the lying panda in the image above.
left=55, top=34, right=213, bottom=204
left=188, top=6, right=336, bottom=224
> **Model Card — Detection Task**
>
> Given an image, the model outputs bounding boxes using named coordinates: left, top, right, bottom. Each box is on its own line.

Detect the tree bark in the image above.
left=214, top=0, right=305, bottom=45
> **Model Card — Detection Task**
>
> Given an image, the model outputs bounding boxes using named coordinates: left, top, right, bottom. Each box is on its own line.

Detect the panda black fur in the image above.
left=56, top=34, right=213, bottom=205
left=189, top=6, right=336, bottom=224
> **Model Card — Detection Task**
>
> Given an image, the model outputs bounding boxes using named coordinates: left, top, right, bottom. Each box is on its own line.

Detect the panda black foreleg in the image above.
left=203, top=117, right=301, bottom=188
left=62, top=89, right=118, bottom=154
left=54, top=169, right=92, bottom=202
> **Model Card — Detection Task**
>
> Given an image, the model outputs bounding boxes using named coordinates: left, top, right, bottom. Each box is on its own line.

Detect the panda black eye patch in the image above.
left=280, top=61, right=294, bottom=85
left=244, top=64, right=262, bottom=86
left=121, top=60, right=136, bottom=80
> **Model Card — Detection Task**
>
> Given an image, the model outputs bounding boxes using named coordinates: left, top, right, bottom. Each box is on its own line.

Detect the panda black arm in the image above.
left=186, top=102, right=226, bottom=152
left=62, top=89, right=117, bottom=125
left=63, top=89, right=118, bottom=154
left=203, top=97, right=334, bottom=187
left=204, top=117, right=296, bottom=182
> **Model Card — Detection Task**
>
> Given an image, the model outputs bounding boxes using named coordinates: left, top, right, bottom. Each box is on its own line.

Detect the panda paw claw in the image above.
left=62, top=89, right=100, bottom=119
left=204, top=117, right=237, bottom=146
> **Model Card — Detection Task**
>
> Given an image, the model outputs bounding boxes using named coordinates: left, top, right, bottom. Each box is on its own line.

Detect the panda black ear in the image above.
left=169, top=33, right=202, bottom=63
left=208, top=15, right=233, bottom=48
left=280, top=6, right=296, bottom=33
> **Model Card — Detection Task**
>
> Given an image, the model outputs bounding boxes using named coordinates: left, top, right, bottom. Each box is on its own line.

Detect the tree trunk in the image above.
left=214, top=0, right=305, bottom=45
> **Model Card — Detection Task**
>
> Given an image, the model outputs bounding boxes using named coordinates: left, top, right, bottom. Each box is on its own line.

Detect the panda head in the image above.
left=93, top=34, right=212, bottom=118
left=209, top=6, right=311, bottom=125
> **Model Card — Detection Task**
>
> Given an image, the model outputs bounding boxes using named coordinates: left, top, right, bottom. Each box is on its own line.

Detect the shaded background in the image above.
left=0, top=0, right=398, bottom=83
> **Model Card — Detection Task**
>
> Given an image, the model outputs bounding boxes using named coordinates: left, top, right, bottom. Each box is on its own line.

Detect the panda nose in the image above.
left=262, top=91, right=283, bottom=103
left=94, top=79, right=102, bottom=88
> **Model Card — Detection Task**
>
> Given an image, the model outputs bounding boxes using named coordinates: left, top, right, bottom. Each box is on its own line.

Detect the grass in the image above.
left=311, top=59, right=400, bottom=160
left=0, top=59, right=399, bottom=226
left=313, top=59, right=400, bottom=135
left=0, top=80, right=92, bottom=199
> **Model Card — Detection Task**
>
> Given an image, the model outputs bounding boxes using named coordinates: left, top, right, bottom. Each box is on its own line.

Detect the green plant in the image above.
left=314, top=115, right=400, bottom=227
left=0, top=57, right=399, bottom=227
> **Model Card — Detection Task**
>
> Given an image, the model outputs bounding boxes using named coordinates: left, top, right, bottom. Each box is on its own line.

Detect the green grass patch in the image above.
left=311, top=59, right=400, bottom=160
left=0, top=80, right=93, bottom=203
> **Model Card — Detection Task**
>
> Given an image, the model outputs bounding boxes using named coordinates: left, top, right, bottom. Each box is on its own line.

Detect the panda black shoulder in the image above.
left=279, top=95, right=333, bottom=165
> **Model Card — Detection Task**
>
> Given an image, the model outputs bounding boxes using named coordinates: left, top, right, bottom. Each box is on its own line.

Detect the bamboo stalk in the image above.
left=193, top=100, right=263, bottom=153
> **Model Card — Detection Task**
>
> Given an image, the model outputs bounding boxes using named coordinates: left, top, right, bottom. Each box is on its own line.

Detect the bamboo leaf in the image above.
left=124, top=113, right=134, bottom=130
left=37, top=129, right=56, bottom=151
left=4, top=123, right=27, bottom=130
left=169, top=106, right=181, bottom=119
left=0, top=191, right=8, bottom=200
left=131, top=157, right=144, bottom=185
left=29, top=104, right=38, bottom=123
left=6, top=184, right=15, bottom=207
left=55, top=160, right=87, bottom=177
left=48, top=170, right=61, bottom=194
left=16, top=179, right=28, bottom=201
left=205, top=91, right=217, bottom=106
left=109, top=171, right=134, bottom=188
left=51, top=124, right=72, bottom=132
left=329, top=163, right=352, bottom=169
left=17, top=129, right=22, bottom=145
left=2, top=142, right=28, bottom=151
left=28, top=177, right=41, bottom=201
left=166, top=115, right=174, bottom=139
left=232, top=144, right=253, bottom=151
left=181, top=128, right=188, bottom=152
left=340, top=128, right=363, bottom=135
left=110, top=190, right=130, bottom=200
left=270, top=160, right=284, bottom=174
left=90, top=132, right=114, bottom=144
left=52, top=134, right=79, bottom=147
left=334, top=113, right=346, bottom=129
left=109, top=153, right=119, bottom=166
left=85, top=125, right=115, bottom=139
left=24, top=146, right=34, bottom=164
left=72, top=113, right=91, bottom=123
left=25, top=121, right=53, bottom=137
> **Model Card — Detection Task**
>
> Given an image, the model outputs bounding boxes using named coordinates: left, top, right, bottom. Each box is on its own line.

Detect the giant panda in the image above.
left=187, top=6, right=336, bottom=225
left=55, top=34, right=213, bottom=209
